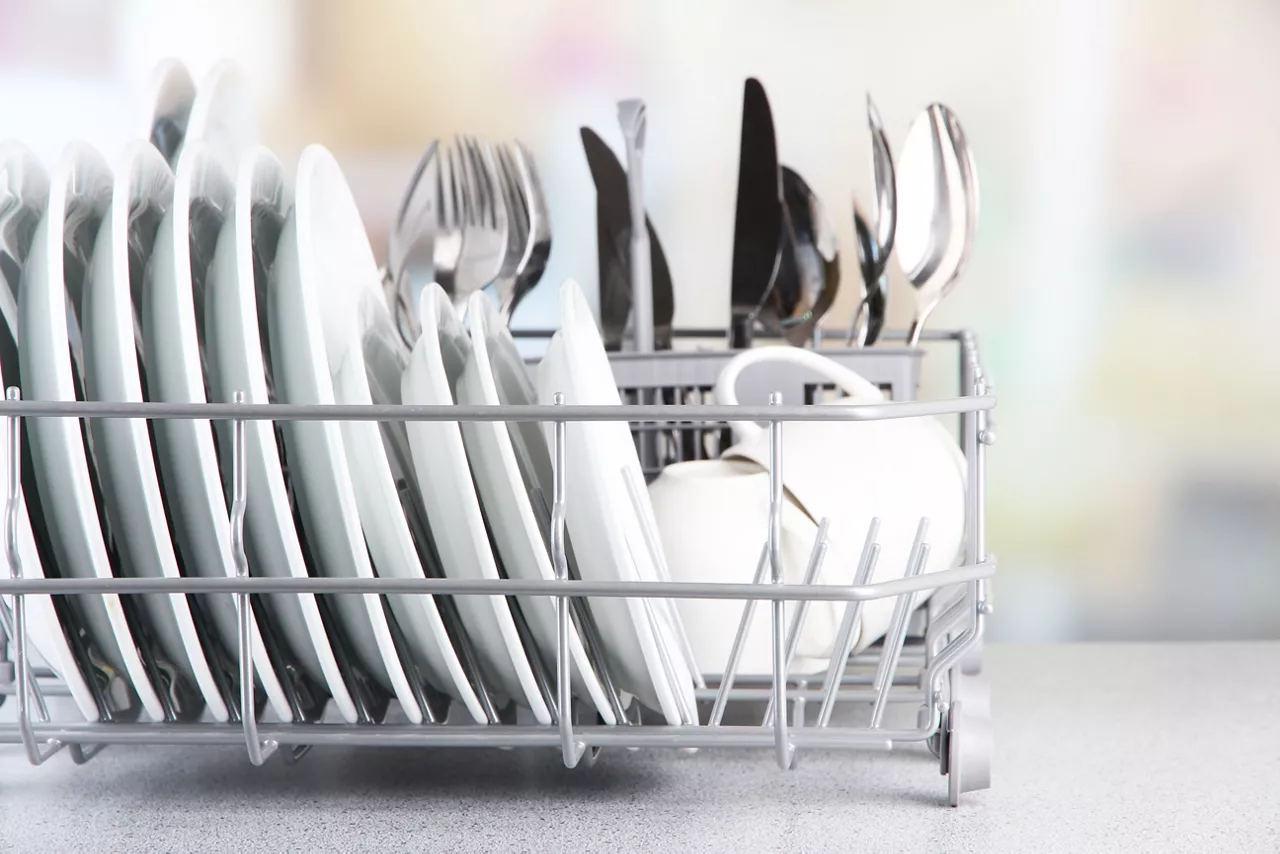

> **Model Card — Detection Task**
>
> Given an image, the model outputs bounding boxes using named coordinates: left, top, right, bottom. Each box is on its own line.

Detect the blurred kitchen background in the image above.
left=3, top=0, right=1278, bottom=643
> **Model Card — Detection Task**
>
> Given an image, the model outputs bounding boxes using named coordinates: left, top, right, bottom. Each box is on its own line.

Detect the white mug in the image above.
left=649, top=347, right=967, bottom=676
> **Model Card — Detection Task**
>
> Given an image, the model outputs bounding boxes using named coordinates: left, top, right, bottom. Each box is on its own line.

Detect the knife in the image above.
left=728, top=77, right=784, bottom=350
left=579, top=126, right=675, bottom=351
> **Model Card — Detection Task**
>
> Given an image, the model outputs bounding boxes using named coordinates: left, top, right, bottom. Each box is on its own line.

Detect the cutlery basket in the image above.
left=0, top=329, right=995, bottom=807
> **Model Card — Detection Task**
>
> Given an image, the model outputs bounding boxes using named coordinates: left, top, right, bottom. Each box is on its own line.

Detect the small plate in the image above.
left=141, top=58, right=196, bottom=167
left=144, top=142, right=300, bottom=723
left=458, top=290, right=616, bottom=723
left=81, top=140, right=227, bottom=722
left=183, top=59, right=258, bottom=176
left=271, top=145, right=482, bottom=721
left=404, top=284, right=552, bottom=723
left=207, top=145, right=420, bottom=723
left=536, top=280, right=697, bottom=724
left=0, top=141, right=99, bottom=722
left=19, top=141, right=165, bottom=721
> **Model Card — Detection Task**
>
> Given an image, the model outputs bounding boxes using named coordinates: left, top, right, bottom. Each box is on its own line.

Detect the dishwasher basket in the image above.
left=0, top=328, right=995, bottom=807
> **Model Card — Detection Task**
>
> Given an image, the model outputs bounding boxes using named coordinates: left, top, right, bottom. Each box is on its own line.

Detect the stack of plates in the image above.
left=0, top=60, right=698, bottom=727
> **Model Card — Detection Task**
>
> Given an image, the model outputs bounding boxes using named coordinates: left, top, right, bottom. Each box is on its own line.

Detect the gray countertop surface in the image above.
left=1, top=642, right=1277, bottom=852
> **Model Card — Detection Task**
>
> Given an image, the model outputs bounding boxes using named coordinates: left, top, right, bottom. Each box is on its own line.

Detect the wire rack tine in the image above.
left=761, top=518, right=831, bottom=727
left=230, top=391, right=278, bottom=766
left=707, top=542, right=769, bottom=727
left=5, top=387, right=65, bottom=766
left=868, top=519, right=931, bottom=729
left=550, top=393, right=586, bottom=768
left=816, top=519, right=882, bottom=728
left=766, top=392, right=794, bottom=770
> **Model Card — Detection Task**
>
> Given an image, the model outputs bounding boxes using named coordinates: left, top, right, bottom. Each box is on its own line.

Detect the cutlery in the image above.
left=896, top=104, right=978, bottom=346
left=728, top=77, right=784, bottom=350
left=385, top=140, right=439, bottom=343
left=490, top=141, right=551, bottom=322
left=767, top=166, right=839, bottom=346
left=618, top=99, right=652, bottom=353
left=579, top=127, right=674, bottom=351
left=847, top=95, right=896, bottom=347
left=446, top=136, right=509, bottom=313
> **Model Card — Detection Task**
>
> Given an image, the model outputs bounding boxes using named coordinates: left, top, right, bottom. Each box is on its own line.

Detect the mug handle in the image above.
left=713, top=347, right=886, bottom=444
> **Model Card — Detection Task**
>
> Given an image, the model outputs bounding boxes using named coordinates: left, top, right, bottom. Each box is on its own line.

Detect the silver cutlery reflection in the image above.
left=847, top=95, right=896, bottom=347
left=490, top=141, right=551, bottom=322
left=895, top=104, right=979, bottom=347
left=770, top=166, right=839, bottom=346
left=446, top=136, right=509, bottom=313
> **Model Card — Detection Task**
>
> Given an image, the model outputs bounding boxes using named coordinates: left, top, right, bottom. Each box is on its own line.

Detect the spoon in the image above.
left=767, top=166, right=839, bottom=346
left=847, top=94, right=896, bottom=347
left=384, top=140, right=439, bottom=344
left=895, top=104, right=977, bottom=346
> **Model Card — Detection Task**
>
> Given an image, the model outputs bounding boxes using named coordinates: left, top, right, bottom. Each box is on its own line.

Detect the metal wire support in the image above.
left=815, top=518, right=881, bottom=728
left=766, top=392, right=794, bottom=770
left=707, top=543, right=769, bottom=727
left=230, top=391, right=277, bottom=766
left=761, top=518, right=830, bottom=727
left=550, top=392, right=586, bottom=768
left=869, top=519, right=930, bottom=729
left=3, top=387, right=65, bottom=766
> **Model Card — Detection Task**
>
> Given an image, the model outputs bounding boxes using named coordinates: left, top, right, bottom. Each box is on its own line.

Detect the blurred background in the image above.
left=2, top=0, right=1278, bottom=643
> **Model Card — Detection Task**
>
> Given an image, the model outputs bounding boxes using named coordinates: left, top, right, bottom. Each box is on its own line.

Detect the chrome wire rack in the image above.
left=0, top=329, right=995, bottom=807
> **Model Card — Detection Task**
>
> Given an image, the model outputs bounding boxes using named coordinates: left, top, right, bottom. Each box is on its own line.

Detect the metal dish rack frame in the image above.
left=0, top=328, right=995, bottom=807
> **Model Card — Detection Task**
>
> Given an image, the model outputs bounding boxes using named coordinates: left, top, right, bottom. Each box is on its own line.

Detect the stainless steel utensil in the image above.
left=847, top=95, right=896, bottom=347
left=385, top=141, right=439, bottom=345
left=617, top=99, right=655, bottom=354
left=448, top=136, right=509, bottom=312
left=768, top=167, right=839, bottom=346
left=896, top=104, right=977, bottom=346
left=729, top=77, right=785, bottom=350
left=490, top=141, right=551, bottom=323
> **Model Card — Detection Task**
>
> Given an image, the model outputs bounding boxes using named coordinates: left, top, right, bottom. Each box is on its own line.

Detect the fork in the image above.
left=445, top=135, right=508, bottom=311
left=489, top=141, right=551, bottom=322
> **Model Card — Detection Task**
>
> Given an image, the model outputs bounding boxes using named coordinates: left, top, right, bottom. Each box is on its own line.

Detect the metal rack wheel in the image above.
left=945, top=696, right=992, bottom=807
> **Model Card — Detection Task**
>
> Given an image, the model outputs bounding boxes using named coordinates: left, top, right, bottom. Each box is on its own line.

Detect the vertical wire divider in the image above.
left=550, top=393, right=585, bottom=768
left=528, top=486, right=629, bottom=726
left=816, top=519, right=882, bottom=728
left=761, top=518, right=831, bottom=726
left=706, top=542, right=770, bottom=726
left=620, top=464, right=705, bottom=689
left=766, top=392, right=794, bottom=770
left=230, top=390, right=277, bottom=766
left=4, top=386, right=64, bottom=766
left=868, top=519, right=931, bottom=730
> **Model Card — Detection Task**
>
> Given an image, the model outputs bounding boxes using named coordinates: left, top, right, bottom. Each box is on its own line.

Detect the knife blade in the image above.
left=728, top=77, right=784, bottom=350
left=580, top=126, right=675, bottom=351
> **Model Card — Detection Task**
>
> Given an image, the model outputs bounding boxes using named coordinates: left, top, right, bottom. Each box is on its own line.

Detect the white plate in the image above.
left=0, top=141, right=99, bottom=722
left=141, top=58, right=195, bottom=167
left=184, top=59, right=257, bottom=177
left=206, top=145, right=419, bottom=723
left=19, top=141, right=166, bottom=721
left=271, top=144, right=483, bottom=721
left=143, top=141, right=298, bottom=723
left=458, top=290, right=616, bottom=723
left=536, top=280, right=697, bottom=724
left=404, top=284, right=552, bottom=723
left=81, top=140, right=228, bottom=722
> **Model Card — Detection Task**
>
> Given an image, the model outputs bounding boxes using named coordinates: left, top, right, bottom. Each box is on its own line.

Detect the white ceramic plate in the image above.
left=184, top=59, right=257, bottom=177
left=537, top=280, right=697, bottom=724
left=404, top=284, right=552, bottom=723
left=143, top=141, right=301, bottom=722
left=206, top=145, right=420, bottom=723
left=458, top=290, right=616, bottom=723
left=19, top=141, right=166, bottom=721
left=81, top=140, right=228, bottom=722
left=271, top=144, right=483, bottom=721
left=141, top=58, right=196, bottom=167
left=0, top=141, right=99, bottom=721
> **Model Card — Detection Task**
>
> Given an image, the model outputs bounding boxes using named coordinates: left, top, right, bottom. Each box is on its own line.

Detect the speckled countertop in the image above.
left=1, top=643, right=1277, bottom=852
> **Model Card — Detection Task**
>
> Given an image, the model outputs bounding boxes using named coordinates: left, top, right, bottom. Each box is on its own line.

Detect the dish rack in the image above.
left=0, top=328, right=995, bottom=807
